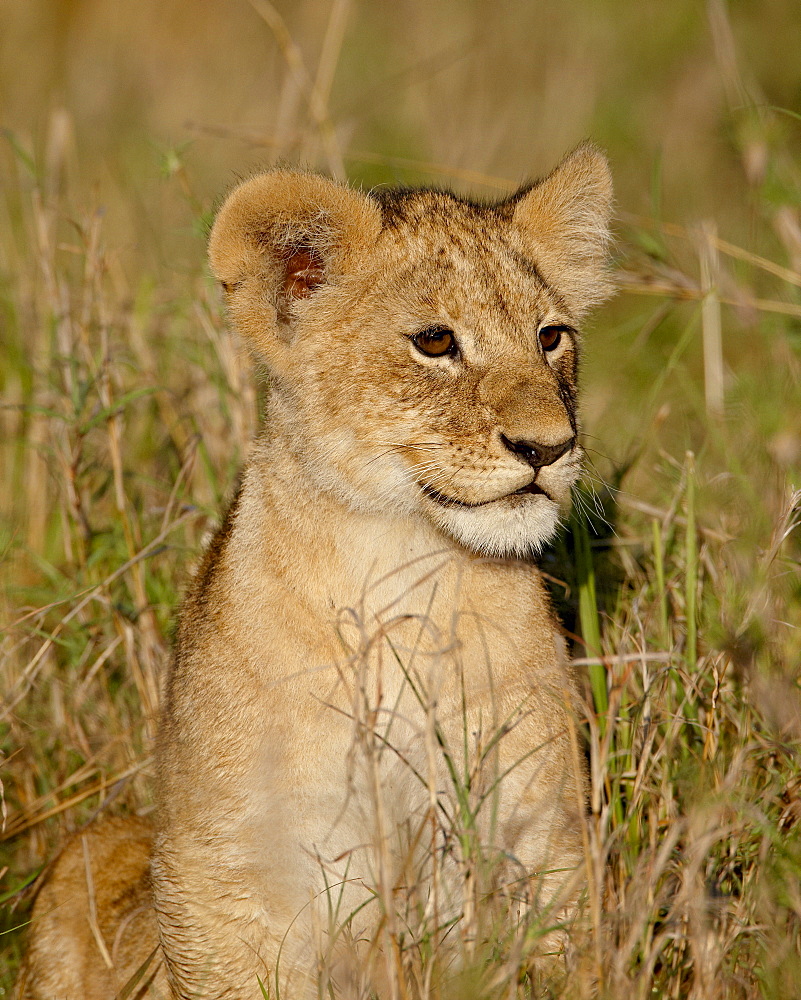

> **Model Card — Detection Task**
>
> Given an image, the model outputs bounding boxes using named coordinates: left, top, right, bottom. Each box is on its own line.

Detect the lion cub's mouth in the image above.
left=421, top=479, right=550, bottom=509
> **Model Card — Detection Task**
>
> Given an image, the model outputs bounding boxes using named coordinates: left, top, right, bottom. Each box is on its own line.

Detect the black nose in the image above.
left=501, top=433, right=575, bottom=470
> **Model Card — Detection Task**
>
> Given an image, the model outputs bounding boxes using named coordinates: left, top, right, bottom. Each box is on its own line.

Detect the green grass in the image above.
left=2, top=0, right=801, bottom=996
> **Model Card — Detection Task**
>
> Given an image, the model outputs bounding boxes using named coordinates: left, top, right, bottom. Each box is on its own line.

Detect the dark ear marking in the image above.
left=208, top=170, right=382, bottom=363
left=282, top=247, right=325, bottom=300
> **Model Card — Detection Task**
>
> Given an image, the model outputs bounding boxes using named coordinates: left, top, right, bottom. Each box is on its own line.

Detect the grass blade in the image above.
left=572, top=507, right=607, bottom=726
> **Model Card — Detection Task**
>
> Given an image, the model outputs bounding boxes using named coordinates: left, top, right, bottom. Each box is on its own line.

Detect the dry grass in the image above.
left=2, top=0, right=801, bottom=996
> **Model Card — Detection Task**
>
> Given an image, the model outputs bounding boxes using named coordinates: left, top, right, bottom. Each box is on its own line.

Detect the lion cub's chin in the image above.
left=425, top=492, right=566, bottom=558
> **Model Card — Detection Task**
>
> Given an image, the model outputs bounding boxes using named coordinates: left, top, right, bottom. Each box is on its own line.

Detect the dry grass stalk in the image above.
left=698, top=220, right=724, bottom=418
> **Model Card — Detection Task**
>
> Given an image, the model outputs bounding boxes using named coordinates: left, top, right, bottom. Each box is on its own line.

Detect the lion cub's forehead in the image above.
left=371, top=187, right=513, bottom=255
left=367, top=187, right=552, bottom=324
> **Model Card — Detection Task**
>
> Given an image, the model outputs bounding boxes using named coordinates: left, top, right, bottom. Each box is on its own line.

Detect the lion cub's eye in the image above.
left=538, top=325, right=570, bottom=352
left=411, top=327, right=458, bottom=358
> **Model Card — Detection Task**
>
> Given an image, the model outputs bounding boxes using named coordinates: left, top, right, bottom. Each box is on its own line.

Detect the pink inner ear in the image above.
left=283, top=248, right=324, bottom=299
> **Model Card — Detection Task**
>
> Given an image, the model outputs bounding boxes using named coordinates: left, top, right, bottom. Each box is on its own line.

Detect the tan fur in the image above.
left=17, top=816, right=169, bottom=998
left=17, top=145, right=613, bottom=999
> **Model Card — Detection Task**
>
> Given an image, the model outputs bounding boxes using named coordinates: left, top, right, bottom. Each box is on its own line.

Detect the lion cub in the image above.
left=18, top=145, right=612, bottom=999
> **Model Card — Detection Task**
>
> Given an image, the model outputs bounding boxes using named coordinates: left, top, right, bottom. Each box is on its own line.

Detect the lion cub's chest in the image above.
left=232, top=488, right=544, bottom=698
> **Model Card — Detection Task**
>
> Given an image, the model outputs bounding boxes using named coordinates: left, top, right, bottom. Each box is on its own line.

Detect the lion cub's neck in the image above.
left=240, top=421, right=470, bottom=618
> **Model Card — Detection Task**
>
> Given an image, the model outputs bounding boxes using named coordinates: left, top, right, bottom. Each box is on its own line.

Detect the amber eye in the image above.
left=538, top=325, right=567, bottom=352
left=411, top=327, right=458, bottom=358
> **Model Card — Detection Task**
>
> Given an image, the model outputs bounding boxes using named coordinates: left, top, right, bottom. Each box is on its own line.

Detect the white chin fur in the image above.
left=427, top=495, right=564, bottom=558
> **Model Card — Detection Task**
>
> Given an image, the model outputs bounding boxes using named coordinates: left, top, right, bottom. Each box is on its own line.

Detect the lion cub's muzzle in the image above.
left=500, top=432, right=576, bottom=471
left=501, top=432, right=577, bottom=501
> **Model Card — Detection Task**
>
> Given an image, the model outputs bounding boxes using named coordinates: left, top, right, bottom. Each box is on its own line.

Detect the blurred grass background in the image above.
left=1, top=0, right=801, bottom=996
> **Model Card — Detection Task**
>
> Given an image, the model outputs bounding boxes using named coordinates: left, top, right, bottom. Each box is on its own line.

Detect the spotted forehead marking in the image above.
left=369, top=186, right=565, bottom=337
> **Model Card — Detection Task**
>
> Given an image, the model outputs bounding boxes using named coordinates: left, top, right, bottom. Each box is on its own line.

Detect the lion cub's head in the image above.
left=209, top=146, right=613, bottom=557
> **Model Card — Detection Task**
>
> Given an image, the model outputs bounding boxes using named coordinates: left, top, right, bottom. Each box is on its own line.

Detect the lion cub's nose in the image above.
left=501, top=433, right=575, bottom=470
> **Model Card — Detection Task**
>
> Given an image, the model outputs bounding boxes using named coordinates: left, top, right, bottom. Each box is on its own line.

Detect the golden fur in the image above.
left=18, top=145, right=613, bottom=999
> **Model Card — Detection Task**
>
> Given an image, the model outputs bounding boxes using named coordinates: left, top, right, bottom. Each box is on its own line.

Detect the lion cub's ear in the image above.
left=510, top=144, right=614, bottom=318
left=208, top=171, right=382, bottom=366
